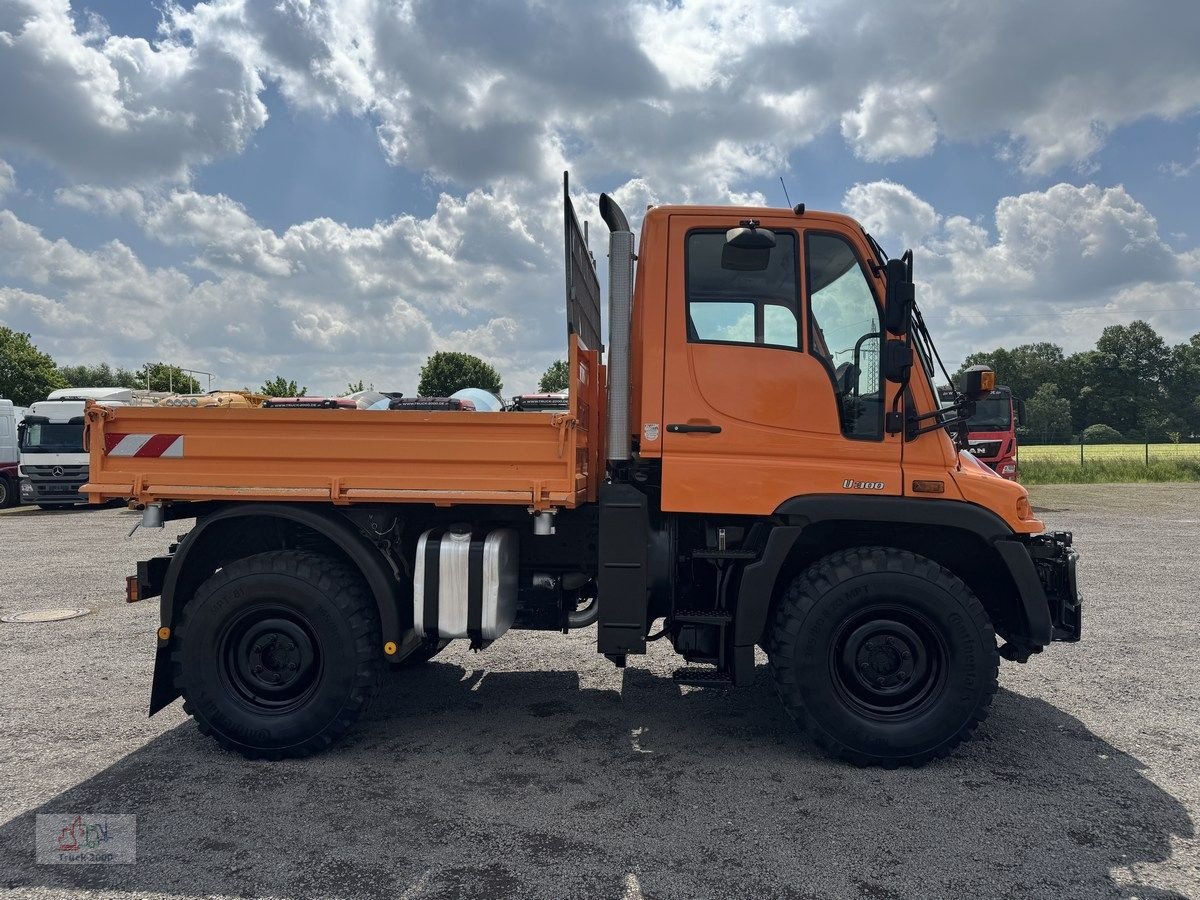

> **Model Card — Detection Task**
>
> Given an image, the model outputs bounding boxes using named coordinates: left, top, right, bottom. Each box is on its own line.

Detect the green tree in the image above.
left=417, top=352, right=503, bottom=397
left=1022, top=382, right=1073, bottom=444
left=538, top=360, right=569, bottom=393
left=137, top=362, right=201, bottom=394
left=58, top=362, right=143, bottom=390
left=342, top=379, right=373, bottom=395
left=1081, top=423, right=1123, bottom=444
left=260, top=376, right=307, bottom=397
left=1067, top=321, right=1171, bottom=437
left=0, top=327, right=66, bottom=406
left=1166, top=332, right=1200, bottom=438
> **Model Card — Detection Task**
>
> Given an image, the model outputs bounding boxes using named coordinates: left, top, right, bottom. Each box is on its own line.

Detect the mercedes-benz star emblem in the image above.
left=51, top=466, right=64, bottom=478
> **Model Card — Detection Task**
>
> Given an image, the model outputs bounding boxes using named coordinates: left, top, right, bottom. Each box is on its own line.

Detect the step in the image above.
left=672, top=668, right=734, bottom=688
left=691, top=549, right=759, bottom=560
left=673, top=609, right=732, bottom=625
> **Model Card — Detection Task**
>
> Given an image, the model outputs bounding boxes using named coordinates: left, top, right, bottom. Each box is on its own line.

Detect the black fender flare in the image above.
left=151, top=503, right=403, bottom=714
left=732, top=495, right=1052, bottom=676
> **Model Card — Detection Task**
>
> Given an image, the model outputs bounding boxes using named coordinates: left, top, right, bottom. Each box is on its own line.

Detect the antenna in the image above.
left=779, top=176, right=792, bottom=208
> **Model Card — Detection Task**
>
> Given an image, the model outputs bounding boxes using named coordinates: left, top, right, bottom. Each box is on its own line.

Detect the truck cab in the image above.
left=19, top=387, right=133, bottom=507
left=939, top=384, right=1025, bottom=479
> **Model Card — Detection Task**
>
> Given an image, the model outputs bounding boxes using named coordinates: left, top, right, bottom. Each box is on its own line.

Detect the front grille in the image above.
left=966, top=440, right=1003, bottom=459
left=23, top=465, right=88, bottom=477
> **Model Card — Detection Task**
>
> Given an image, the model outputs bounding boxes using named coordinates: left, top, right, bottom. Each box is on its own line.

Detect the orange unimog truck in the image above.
left=84, top=175, right=1080, bottom=767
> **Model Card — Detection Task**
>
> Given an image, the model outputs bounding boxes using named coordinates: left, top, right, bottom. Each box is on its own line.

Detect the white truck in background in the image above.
left=0, top=400, right=29, bottom=507
left=18, top=387, right=134, bottom=508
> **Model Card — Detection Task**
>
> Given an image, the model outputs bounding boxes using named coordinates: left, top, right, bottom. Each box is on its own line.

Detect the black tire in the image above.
left=0, top=477, right=12, bottom=508
left=768, top=547, right=998, bottom=768
left=396, top=638, right=450, bottom=667
left=172, top=551, right=383, bottom=759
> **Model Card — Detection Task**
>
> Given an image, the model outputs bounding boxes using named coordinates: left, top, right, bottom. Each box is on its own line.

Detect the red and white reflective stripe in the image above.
left=104, top=433, right=184, bottom=457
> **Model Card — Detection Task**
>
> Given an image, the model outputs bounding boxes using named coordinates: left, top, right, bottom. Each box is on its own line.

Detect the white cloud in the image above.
left=0, top=158, right=14, bottom=198
left=841, top=87, right=939, bottom=162
left=843, top=181, right=1199, bottom=357
left=0, top=0, right=265, bottom=183
left=1, top=182, right=575, bottom=394
left=843, top=181, right=940, bottom=249
left=54, top=184, right=145, bottom=218
left=6, top=0, right=1198, bottom=190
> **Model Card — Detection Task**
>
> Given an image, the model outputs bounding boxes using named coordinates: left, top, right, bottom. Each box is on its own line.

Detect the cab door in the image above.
left=659, top=214, right=902, bottom=515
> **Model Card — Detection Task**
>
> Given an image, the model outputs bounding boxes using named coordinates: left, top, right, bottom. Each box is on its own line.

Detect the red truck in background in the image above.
left=939, top=384, right=1025, bottom=480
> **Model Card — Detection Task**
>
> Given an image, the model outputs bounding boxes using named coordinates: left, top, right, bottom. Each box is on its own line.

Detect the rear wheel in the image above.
left=0, top=477, right=12, bottom=507
left=172, top=550, right=383, bottom=759
left=768, top=547, right=998, bottom=767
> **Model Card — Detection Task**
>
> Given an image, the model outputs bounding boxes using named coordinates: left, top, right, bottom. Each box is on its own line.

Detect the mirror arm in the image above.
left=905, top=398, right=977, bottom=442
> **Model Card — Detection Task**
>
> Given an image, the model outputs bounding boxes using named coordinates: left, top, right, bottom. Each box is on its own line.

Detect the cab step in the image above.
left=673, top=609, right=732, bottom=625
left=691, top=549, right=759, bottom=560
left=672, top=668, right=734, bottom=688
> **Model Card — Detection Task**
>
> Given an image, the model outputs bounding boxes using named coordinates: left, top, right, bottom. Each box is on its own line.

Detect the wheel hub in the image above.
left=220, top=608, right=322, bottom=711
left=832, top=608, right=945, bottom=718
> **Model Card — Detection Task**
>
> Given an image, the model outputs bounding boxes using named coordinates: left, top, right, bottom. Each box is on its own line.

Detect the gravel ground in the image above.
left=0, top=485, right=1197, bottom=899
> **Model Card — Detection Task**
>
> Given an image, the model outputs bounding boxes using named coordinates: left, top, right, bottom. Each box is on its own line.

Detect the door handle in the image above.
left=666, top=423, right=722, bottom=434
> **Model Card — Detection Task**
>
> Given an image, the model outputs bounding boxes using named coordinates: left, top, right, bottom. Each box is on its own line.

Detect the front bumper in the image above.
left=20, top=476, right=87, bottom=504
left=1028, top=531, right=1082, bottom=642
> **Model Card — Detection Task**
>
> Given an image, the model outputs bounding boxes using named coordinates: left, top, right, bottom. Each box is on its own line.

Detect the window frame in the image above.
left=804, top=229, right=886, bottom=442
left=683, top=227, right=803, bottom=353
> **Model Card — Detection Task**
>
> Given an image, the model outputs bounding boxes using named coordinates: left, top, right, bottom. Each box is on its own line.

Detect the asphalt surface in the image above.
left=0, top=485, right=1197, bottom=899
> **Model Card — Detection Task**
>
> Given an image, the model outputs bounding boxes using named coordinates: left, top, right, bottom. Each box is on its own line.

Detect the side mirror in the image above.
left=722, top=224, right=776, bottom=271
left=961, top=365, right=996, bottom=400
left=1015, top=398, right=1027, bottom=426
left=883, top=256, right=913, bottom=336
left=16, top=421, right=25, bottom=450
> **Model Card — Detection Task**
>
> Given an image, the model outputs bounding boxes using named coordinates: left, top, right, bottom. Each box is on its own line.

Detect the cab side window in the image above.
left=806, top=233, right=883, bottom=439
left=686, top=231, right=799, bottom=349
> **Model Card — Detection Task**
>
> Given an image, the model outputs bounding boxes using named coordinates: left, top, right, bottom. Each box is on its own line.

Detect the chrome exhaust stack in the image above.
left=600, top=193, right=634, bottom=463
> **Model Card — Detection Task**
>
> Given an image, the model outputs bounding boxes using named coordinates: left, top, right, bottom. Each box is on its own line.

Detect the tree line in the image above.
left=954, top=320, right=1200, bottom=444
left=0, top=327, right=569, bottom=407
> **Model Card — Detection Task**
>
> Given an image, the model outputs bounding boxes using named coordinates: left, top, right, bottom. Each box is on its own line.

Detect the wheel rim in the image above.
left=218, top=603, right=323, bottom=713
left=829, top=603, right=948, bottom=720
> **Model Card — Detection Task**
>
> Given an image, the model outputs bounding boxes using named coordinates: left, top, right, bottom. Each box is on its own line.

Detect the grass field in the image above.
left=1018, top=443, right=1200, bottom=484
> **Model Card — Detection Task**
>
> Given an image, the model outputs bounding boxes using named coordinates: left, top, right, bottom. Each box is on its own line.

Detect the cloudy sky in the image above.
left=1, top=0, right=1198, bottom=395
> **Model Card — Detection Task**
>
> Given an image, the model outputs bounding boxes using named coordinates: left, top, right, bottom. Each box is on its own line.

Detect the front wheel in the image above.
left=172, top=551, right=383, bottom=759
left=768, top=547, right=998, bottom=767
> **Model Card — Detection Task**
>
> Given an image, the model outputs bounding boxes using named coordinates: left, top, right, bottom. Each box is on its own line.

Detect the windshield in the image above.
left=968, top=396, right=1012, bottom=431
left=19, top=420, right=85, bottom=453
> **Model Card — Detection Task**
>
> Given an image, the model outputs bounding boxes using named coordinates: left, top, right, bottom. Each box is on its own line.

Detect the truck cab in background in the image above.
left=19, top=387, right=134, bottom=508
left=0, top=400, right=29, bottom=507
left=939, top=384, right=1025, bottom=480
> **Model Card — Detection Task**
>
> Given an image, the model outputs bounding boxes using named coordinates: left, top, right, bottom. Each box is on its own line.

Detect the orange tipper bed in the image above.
left=83, top=336, right=603, bottom=510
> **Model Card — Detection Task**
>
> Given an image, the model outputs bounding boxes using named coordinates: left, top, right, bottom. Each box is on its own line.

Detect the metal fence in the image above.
left=1019, top=442, right=1200, bottom=465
